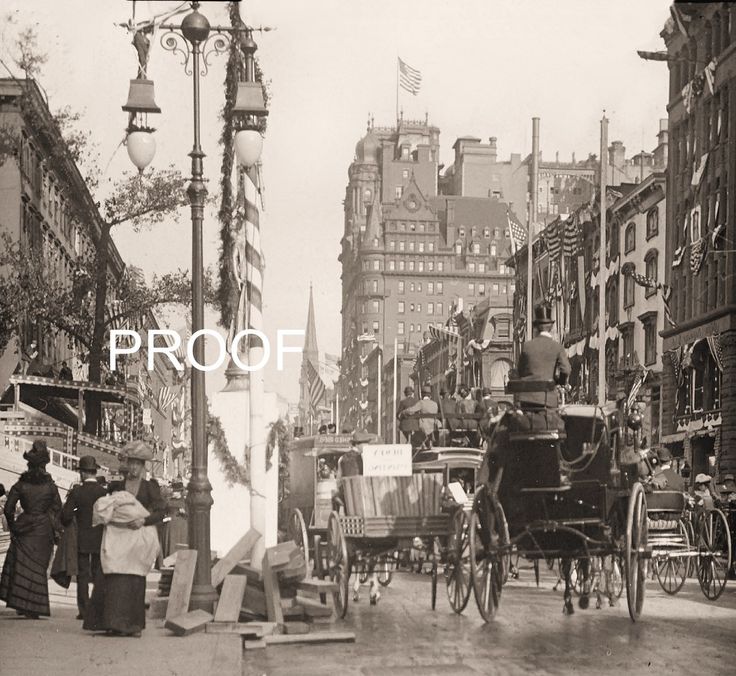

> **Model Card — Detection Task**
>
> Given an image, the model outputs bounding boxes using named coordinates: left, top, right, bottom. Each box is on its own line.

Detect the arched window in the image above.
left=646, top=208, right=658, bottom=239
left=623, top=263, right=635, bottom=308
left=644, top=249, right=658, bottom=298
left=624, top=222, right=636, bottom=253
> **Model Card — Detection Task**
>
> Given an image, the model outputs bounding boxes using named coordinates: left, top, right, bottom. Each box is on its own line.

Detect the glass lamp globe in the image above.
left=234, top=128, right=263, bottom=167
left=126, top=130, right=156, bottom=172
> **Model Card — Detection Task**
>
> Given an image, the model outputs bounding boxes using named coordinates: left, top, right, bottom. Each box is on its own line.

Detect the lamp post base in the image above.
left=188, top=583, right=219, bottom=613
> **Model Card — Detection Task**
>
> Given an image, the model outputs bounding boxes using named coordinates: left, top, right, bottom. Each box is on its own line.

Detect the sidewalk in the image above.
left=0, top=577, right=242, bottom=676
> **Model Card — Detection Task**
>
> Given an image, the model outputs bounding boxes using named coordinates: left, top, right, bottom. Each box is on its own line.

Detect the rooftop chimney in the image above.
left=608, top=140, right=625, bottom=168
left=488, top=137, right=497, bottom=162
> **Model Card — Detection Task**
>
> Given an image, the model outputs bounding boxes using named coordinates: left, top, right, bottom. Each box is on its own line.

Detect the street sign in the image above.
left=362, top=444, right=412, bottom=476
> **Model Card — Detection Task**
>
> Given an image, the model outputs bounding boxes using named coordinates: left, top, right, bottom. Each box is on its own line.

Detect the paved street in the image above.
left=245, top=564, right=736, bottom=676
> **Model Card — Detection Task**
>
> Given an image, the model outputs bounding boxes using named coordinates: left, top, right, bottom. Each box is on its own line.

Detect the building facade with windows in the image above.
left=338, top=119, right=517, bottom=437
left=660, top=3, right=736, bottom=480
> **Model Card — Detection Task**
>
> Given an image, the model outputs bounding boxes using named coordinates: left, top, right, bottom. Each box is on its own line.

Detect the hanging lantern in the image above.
left=126, top=131, right=156, bottom=172
left=122, top=79, right=162, bottom=116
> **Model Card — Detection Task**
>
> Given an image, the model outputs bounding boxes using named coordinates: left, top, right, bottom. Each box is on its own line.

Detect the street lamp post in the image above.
left=123, top=1, right=269, bottom=612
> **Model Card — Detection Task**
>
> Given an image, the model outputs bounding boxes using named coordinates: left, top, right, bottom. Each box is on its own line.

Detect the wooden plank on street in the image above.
left=296, top=577, right=339, bottom=594
left=263, top=631, right=356, bottom=646
left=165, top=549, right=197, bottom=621
left=244, top=639, right=267, bottom=650
left=164, top=609, right=213, bottom=636
left=283, top=621, right=310, bottom=635
left=214, top=574, right=248, bottom=622
left=262, top=554, right=285, bottom=625
left=206, top=622, right=264, bottom=637
left=211, top=529, right=260, bottom=588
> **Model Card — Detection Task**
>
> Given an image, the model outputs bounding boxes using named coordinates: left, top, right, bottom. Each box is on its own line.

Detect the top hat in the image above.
left=533, top=304, right=554, bottom=326
left=404, top=386, right=414, bottom=395
left=78, top=455, right=99, bottom=473
left=352, top=430, right=373, bottom=445
left=421, top=385, right=433, bottom=396
left=23, top=440, right=50, bottom=466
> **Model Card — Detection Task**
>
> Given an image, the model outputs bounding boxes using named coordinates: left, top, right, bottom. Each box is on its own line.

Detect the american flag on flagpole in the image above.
left=544, top=221, right=562, bottom=262
left=306, top=359, right=326, bottom=411
left=562, top=214, right=581, bottom=258
left=507, top=210, right=527, bottom=254
left=626, top=370, right=647, bottom=411
left=398, top=57, right=422, bottom=95
left=157, top=385, right=178, bottom=413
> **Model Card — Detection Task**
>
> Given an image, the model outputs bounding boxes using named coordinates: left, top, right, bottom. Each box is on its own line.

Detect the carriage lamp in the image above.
left=122, top=79, right=161, bottom=172
left=626, top=407, right=642, bottom=431
left=232, top=32, right=268, bottom=167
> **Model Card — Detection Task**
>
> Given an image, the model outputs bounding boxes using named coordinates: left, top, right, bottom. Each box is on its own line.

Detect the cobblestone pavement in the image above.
left=244, top=565, right=736, bottom=676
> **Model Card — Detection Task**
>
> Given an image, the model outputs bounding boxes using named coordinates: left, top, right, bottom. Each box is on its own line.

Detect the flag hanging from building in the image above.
left=157, top=385, right=178, bottom=413
left=306, top=359, right=325, bottom=411
left=507, top=210, right=527, bottom=253
left=690, top=236, right=707, bottom=274
left=626, top=370, right=647, bottom=411
left=662, top=284, right=676, bottom=328
left=563, top=215, right=581, bottom=258
left=544, top=221, right=561, bottom=262
left=398, top=57, right=422, bottom=95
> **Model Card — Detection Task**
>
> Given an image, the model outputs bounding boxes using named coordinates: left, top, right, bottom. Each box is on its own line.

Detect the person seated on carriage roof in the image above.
left=403, top=386, right=439, bottom=450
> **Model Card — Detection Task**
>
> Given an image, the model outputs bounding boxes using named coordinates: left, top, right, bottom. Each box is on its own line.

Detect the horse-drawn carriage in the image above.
left=282, top=433, right=484, bottom=617
left=468, top=379, right=650, bottom=622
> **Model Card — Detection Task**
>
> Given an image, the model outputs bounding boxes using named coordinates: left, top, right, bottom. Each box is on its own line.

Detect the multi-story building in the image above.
left=660, top=3, right=736, bottom=480
left=510, top=126, right=668, bottom=444
left=338, top=118, right=517, bottom=437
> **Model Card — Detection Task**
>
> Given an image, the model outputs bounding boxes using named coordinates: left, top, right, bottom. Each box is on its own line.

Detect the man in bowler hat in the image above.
left=397, top=386, right=419, bottom=442
left=61, top=455, right=107, bottom=620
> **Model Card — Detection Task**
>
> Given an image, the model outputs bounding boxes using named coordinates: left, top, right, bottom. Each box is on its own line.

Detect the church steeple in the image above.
left=304, top=284, right=319, bottom=367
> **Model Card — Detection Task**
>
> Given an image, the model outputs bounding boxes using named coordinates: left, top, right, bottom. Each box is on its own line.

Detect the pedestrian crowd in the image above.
left=0, top=439, right=188, bottom=638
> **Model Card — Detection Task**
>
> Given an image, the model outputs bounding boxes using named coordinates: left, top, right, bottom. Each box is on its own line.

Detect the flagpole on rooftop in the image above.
left=598, top=113, right=609, bottom=406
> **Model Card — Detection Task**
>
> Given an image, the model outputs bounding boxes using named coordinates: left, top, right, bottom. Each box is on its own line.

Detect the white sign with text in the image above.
left=362, top=444, right=413, bottom=477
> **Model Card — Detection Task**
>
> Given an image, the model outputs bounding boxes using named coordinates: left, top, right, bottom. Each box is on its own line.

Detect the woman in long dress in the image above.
left=0, top=440, right=62, bottom=618
left=84, top=440, right=165, bottom=637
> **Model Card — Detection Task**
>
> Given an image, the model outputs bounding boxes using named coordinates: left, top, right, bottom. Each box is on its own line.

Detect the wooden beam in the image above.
left=262, top=553, right=284, bottom=626
left=164, top=609, right=213, bottom=636
left=213, top=575, right=248, bottom=623
left=262, top=632, right=356, bottom=646
left=211, top=529, right=260, bottom=588
left=165, top=549, right=197, bottom=621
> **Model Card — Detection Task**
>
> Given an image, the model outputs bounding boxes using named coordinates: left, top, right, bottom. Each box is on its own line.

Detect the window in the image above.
left=428, top=242, right=434, bottom=252
left=418, top=261, right=424, bottom=272
left=372, top=280, right=378, bottom=293
left=399, top=241, right=405, bottom=251
left=372, top=300, right=380, bottom=313
left=510, top=282, right=515, bottom=294
left=398, top=281, right=405, bottom=294
left=388, top=260, right=395, bottom=271
left=504, top=229, right=510, bottom=238
left=417, top=283, right=422, bottom=292
left=408, top=241, right=415, bottom=252
left=459, top=228, right=465, bottom=238
left=496, top=319, right=510, bottom=339
left=493, top=228, right=499, bottom=238
left=408, top=261, right=415, bottom=271
left=409, top=323, right=414, bottom=333
left=492, top=283, right=499, bottom=295
left=438, top=261, right=444, bottom=272
left=437, top=302, right=443, bottom=316
left=398, top=301, right=405, bottom=313
left=479, top=283, right=486, bottom=295
left=428, top=282, right=434, bottom=294
left=478, top=262, right=486, bottom=273
left=410, top=282, right=415, bottom=292
left=372, top=260, right=380, bottom=270
left=416, top=323, right=422, bottom=333
left=646, top=209, right=658, bottom=239
left=437, top=282, right=443, bottom=294
left=625, top=222, right=636, bottom=253
left=483, top=228, right=490, bottom=238
left=417, top=303, right=422, bottom=313
left=398, top=322, right=405, bottom=335
left=643, top=317, right=658, bottom=366
left=644, top=251, right=658, bottom=298
left=389, top=240, right=396, bottom=250
left=428, top=261, right=434, bottom=272
left=500, top=284, right=507, bottom=295
left=622, top=325, right=634, bottom=367
left=624, top=266, right=635, bottom=307
left=399, top=260, right=405, bottom=271
left=418, top=242, right=424, bottom=252
left=402, top=169, right=409, bottom=179
left=395, top=186, right=403, bottom=199
left=490, top=244, right=497, bottom=256
left=472, top=243, right=480, bottom=254
left=499, top=263, right=506, bottom=275
left=468, top=262, right=476, bottom=273
left=373, top=320, right=380, bottom=334
left=419, top=224, right=425, bottom=232
left=469, top=283, right=475, bottom=295
left=428, top=302, right=434, bottom=314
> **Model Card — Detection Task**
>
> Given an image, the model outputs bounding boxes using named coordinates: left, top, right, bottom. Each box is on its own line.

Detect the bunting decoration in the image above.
left=544, top=221, right=561, bottom=262
left=157, top=386, right=178, bottom=413
left=672, top=245, right=685, bottom=268
left=563, top=215, right=581, bottom=258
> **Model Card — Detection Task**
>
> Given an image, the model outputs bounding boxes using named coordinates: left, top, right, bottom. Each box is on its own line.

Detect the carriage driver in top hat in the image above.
left=514, top=304, right=571, bottom=431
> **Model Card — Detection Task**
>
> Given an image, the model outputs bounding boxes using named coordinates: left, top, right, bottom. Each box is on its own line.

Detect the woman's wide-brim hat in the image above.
left=695, top=473, right=711, bottom=485
left=533, top=304, right=554, bottom=326
left=122, top=440, right=154, bottom=462
left=352, top=430, right=373, bottom=445
left=23, top=439, right=50, bottom=466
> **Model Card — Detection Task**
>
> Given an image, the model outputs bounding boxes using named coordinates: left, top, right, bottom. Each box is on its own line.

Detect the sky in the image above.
left=1, top=0, right=673, bottom=403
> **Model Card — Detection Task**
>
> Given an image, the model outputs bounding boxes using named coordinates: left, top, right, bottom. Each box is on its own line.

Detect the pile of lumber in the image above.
left=343, top=474, right=443, bottom=517
left=152, top=530, right=355, bottom=649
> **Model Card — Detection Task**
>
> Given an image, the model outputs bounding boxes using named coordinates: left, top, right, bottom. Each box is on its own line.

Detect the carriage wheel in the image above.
left=377, top=556, right=393, bottom=587
left=327, top=511, right=350, bottom=618
left=533, top=559, right=540, bottom=587
left=696, top=508, right=732, bottom=601
left=445, top=509, right=472, bottom=614
left=469, top=509, right=504, bottom=622
left=625, top=482, right=648, bottom=622
left=654, top=521, right=689, bottom=596
left=683, top=518, right=696, bottom=579
left=288, top=508, right=311, bottom=575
